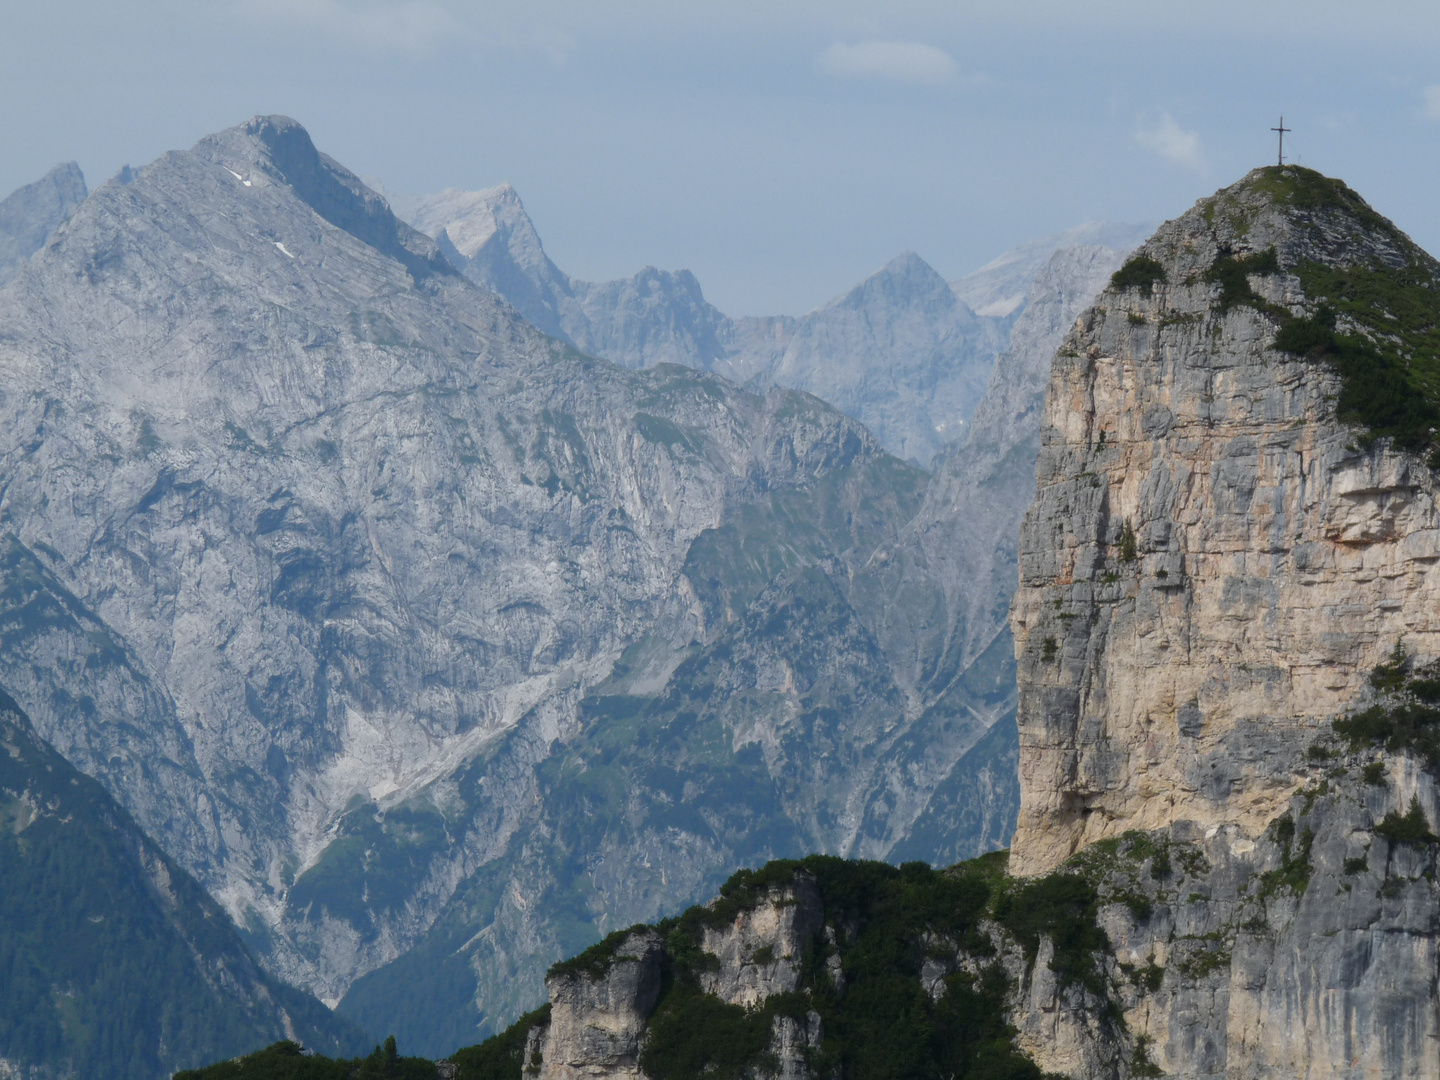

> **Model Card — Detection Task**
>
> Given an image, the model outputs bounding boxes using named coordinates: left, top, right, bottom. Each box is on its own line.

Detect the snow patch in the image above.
left=224, top=167, right=253, bottom=187
left=274, top=241, right=295, bottom=259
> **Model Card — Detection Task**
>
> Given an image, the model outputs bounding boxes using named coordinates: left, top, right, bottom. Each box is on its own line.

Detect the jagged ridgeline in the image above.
left=0, top=112, right=1028, bottom=1069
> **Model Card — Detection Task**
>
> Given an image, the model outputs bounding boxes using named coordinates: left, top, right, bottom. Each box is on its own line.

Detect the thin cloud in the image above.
left=1423, top=86, right=1440, bottom=120
left=1135, top=113, right=1206, bottom=171
left=234, top=0, right=458, bottom=55
left=817, top=40, right=960, bottom=87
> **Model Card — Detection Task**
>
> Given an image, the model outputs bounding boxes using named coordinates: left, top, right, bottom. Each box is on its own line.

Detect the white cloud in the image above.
left=1135, top=113, right=1206, bottom=171
left=234, top=0, right=458, bottom=55
left=1423, top=85, right=1440, bottom=120
left=816, top=40, right=960, bottom=87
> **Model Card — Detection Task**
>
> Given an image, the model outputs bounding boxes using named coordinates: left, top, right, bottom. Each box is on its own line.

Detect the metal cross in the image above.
left=1271, top=116, right=1291, bottom=166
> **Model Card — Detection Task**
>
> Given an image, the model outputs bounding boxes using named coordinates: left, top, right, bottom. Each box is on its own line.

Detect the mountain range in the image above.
left=379, top=179, right=1147, bottom=465
left=0, top=115, right=1140, bottom=1072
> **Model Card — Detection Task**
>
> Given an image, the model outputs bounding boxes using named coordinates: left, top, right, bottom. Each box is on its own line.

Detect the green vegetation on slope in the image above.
left=639, top=856, right=1059, bottom=1080
left=449, top=853, right=1102, bottom=1080
left=1333, top=641, right=1440, bottom=769
left=0, top=690, right=356, bottom=1079
left=1213, top=166, right=1440, bottom=453
left=175, top=1036, right=436, bottom=1080
left=1110, top=256, right=1167, bottom=297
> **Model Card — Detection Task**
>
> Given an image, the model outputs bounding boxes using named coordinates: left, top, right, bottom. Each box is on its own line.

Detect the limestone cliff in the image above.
left=1007, top=166, right=1440, bottom=1076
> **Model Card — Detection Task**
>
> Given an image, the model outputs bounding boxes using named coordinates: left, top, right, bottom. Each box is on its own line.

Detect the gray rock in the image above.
left=538, top=929, right=665, bottom=1080
left=0, top=161, right=87, bottom=284
left=1007, top=166, right=1440, bottom=1076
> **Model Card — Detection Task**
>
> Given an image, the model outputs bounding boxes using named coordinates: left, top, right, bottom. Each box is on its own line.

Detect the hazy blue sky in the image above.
left=5, top=1, right=1440, bottom=314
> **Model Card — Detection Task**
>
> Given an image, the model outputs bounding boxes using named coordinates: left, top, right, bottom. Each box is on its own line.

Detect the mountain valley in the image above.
left=0, top=114, right=1149, bottom=1072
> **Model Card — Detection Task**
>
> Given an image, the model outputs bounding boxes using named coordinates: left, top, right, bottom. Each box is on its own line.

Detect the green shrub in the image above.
left=993, top=873, right=1108, bottom=992
left=1117, top=529, right=1139, bottom=563
left=1111, top=256, right=1168, bottom=298
left=1375, top=797, right=1438, bottom=847
left=639, top=991, right=781, bottom=1080
left=1258, top=814, right=1314, bottom=897
left=1204, top=248, right=1280, bottom=312
left=1333, top=644, right=1440, bottom=769
left=450, top=1006, right=550, bottom=1080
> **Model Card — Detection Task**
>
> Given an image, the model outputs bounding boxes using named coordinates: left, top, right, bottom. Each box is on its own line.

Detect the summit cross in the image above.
left=1271, top=116, right=1291, bottom=166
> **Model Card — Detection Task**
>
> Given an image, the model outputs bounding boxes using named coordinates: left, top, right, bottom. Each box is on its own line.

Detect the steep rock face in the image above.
left=458, top=857, right=1067, bottom=1080
left=1012, top=166, right=1440, bottom=874
left=539, top=930, right=665, bottom=1080
left=698, top=872, right=823, bottom=1006
left=0, top=116, right=1037, bottom=1056
left=1008, top=166, right=1440, bottom=1077
left=0, top=161, right=87, bottom=284
left=0, top=115, right=882, bottom=1005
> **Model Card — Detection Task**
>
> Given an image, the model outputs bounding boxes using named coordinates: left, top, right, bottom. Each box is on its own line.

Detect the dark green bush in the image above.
left=993, top=873, right=1108, bottom=992
left=1375, top=797, right=1438, bottom=847
left=1204, top=248, right=1280, bottom=311
left=1111, top=256, right=1168, bottom=298
left=450, top=1006, right=550, bottom=1080
left=1333, top=644, right=1440, bottom=769
left=640, top=991, right=784, bottom=1080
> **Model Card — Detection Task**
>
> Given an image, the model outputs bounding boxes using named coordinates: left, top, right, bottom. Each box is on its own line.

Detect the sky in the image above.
left=4, top=1, right=1440, bottom=315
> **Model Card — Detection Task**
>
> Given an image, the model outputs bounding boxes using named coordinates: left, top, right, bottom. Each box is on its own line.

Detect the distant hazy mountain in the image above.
left=0, top=118, right=1022, bottom=1062
left=381, top=182, right=1038, bottom=464
left=949, top=220, right=1153, bottom=318
left=378, top=181, right=733, bottom=369
left=0, top=684, right=355, bottom=1079
left=0, top=161, right=87, bottom=285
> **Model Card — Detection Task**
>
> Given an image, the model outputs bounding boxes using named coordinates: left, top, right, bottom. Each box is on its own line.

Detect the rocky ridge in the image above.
left=447, top=167, right=1440, bottom=1080
left=0, top=160, right=87, bottom=285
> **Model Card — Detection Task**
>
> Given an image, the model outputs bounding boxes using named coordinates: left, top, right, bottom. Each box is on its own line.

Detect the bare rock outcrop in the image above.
left=698, top=870, right=823, bottom=1005
left=538, top=930, right=665, bottom=1080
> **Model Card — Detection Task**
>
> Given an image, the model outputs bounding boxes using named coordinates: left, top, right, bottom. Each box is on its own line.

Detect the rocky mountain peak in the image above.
left=0, top=159, right=88, bottom=284
left=196, top=114, right=454, bottom=282
left=1004, top=165, right=1440, bottom=1077
left=834, top=250, right=973, bottom=321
